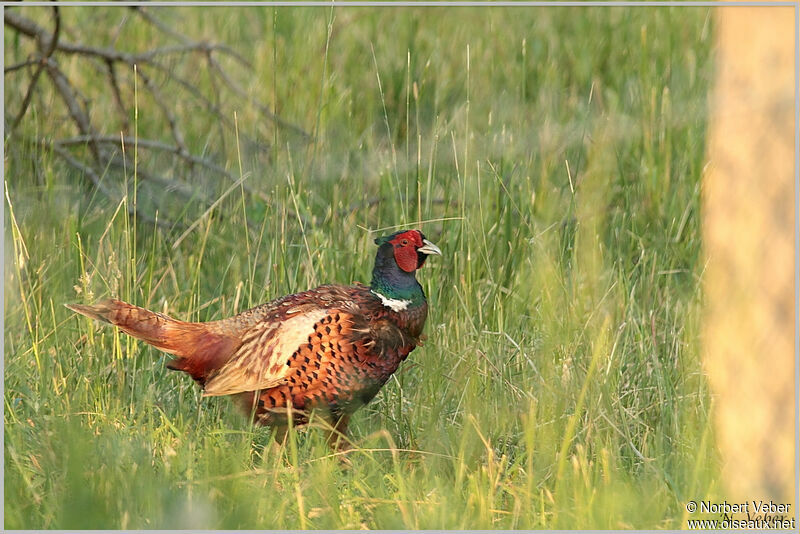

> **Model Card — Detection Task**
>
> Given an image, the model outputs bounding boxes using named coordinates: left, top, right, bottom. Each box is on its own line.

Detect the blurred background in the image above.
left=4, top=5, right=792, bottom=529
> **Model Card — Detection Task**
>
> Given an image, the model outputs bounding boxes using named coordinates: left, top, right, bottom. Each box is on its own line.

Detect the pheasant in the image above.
left=67, top=229, right=441, bottom=450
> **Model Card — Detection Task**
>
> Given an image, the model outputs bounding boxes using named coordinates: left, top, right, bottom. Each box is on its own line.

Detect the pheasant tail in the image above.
left=65, top=299, right=240, bottom=383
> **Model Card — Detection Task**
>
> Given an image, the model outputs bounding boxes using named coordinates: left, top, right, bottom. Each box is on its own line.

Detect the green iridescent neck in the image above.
left=370, top=246, right=426, bottom=308
left=370, top=274, right=426, bottom=307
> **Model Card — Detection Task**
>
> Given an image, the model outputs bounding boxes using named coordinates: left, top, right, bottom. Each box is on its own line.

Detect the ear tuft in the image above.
left=374, top=234, right=393, bottom=246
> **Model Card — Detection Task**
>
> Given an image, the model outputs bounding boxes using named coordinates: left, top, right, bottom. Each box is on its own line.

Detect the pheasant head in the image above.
left=370, top=229, right=441, bottom=311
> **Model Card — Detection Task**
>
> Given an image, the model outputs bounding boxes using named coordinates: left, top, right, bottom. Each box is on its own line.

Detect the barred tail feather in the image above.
left=65, top=299, right=241, bottom=384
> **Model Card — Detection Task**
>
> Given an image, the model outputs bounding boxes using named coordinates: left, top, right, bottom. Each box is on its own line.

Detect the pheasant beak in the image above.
left=418, top=239, right=442, bottom=256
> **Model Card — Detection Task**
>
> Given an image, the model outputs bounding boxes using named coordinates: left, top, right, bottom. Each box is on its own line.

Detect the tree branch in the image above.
left=5, top=7, right=312, bottom=235
left=50, top=143, right=179, bottom=231
left=9, top=7, right=60, bottom=131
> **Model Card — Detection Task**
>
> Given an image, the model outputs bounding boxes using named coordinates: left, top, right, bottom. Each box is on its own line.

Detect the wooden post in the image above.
left=703, top=6, right=795, bottom=503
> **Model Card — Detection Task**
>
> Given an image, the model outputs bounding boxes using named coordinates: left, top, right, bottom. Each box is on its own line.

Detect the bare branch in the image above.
left=105, top=60, right=130, bottom=131
left=130, top=6, right=190, bottom=45
left=6, top=12, right=250, bottom=71
left=5, top=7, right=313, bottom=234
left=42, top=6, right=61, bottom=58
left=132, top=7, right=251, bottom=67
left=142, top=59, right=274, bottom=153
left=50, top=143, right=179, bottom=231
left=206, top=52, right=311, bottom=140
left=43, top=58, right=102, bottom=162
left=11, top=67, right=45, bottom=131
left=106, top=159, right=208, bottom=203
left=6, top=10, right=306, bottom=139
left=9, top=7, right=60, bottom=131
left=5, top=58, right=41, bottom=74
left=6, top=13, right=241, bottom=67
left=135, top=67, right=189, bottom=157
left=55, top=134, right=270, bottom=204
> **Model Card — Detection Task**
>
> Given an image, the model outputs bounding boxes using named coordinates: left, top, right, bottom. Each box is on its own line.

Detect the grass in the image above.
left=5, top=6, right=718, bottom=529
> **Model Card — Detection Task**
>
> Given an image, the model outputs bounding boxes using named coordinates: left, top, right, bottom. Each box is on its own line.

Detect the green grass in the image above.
left=5, top=6, right=718, bottom=529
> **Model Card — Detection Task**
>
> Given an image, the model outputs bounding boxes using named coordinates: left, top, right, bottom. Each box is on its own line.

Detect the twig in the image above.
left=50, top=143, right=178, bottom=231
left=130, top=6, right=190, bottom=45
left=136, top=56, right=276, bottom=152
left=44, top=58, right=101, bottom=163
left=205, top=49, right=227, bottom=157
left=105, top=158, right=207, bottom=202
left=6, top=12, right=250, bottom=69
left=135, top=66, right=189, bottom=157
left=5, top=58, right=41, bottom=74
left=9, top=7, right=60, bottom=131
left=51, top=137, right=270, bottom=232
left=56, top=135, right=267, bottom=201
left=6, top=7, right=314, bottom=233
left=104, top=59, right=130, bottom=132
left=206, top=53, right=311, bottom=140
left=5, top=11, right=304, bottom=137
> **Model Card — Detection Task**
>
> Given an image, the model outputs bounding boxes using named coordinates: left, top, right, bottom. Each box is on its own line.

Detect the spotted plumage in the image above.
left=66, top=229, right=441, bottom=449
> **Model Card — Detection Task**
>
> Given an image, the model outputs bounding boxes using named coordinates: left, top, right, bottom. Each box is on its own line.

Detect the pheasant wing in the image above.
left=362, top=316, right=415, bottom=354
left=202, top=307, right=329, bottom=396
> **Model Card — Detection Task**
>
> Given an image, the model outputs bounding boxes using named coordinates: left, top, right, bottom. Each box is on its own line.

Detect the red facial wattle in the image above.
left=390, top=230, right=424, bottom=273
left=394, top=245, right=418, bottom=272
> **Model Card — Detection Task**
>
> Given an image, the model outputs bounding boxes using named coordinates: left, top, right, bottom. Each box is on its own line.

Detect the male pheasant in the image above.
left=67, top=229, right=441, bottom=450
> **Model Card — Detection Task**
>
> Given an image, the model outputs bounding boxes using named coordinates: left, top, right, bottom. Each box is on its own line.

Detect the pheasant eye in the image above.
left=401, top=239, right=409, bottom=246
